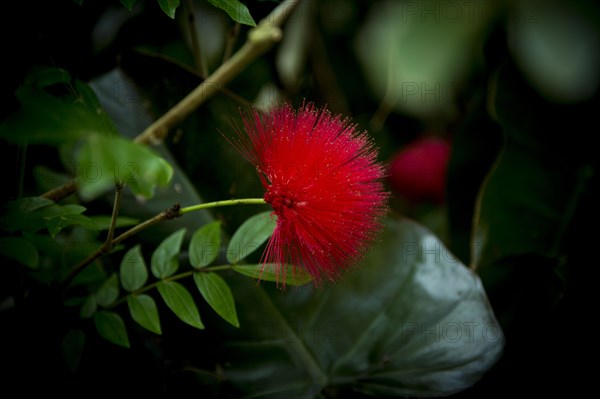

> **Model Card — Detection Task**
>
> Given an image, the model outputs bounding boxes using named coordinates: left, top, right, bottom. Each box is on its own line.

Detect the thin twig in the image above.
left=41, top=179, right=77, bottom=202
left=105, top=184, right=124, bottom=245
left=62, top=203, right=182, bottom=286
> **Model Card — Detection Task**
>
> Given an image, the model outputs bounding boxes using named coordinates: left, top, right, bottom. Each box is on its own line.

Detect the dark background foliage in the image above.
left=1, top=0, right=597, bottom=396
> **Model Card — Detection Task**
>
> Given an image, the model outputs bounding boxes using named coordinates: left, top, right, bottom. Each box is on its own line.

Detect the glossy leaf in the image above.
left=220, top=219, right=504, bottom=397
left=157, top=281, right=204, bottom=329
left=157, top=0, right=180, bottom=18
left=120, top=245, right=148, bottom=292
left=194, top=272, right=239, bottom=328
left=226, top=211, right=275, bottom=264
left=95, top=273, right=120, bottom=307
left=94, top=311, right=130, bottom=348
left=61, top=329, right=85, bottom=372
left=206, top=0, right=256, bottom=26
left=127, top=294, right=162, bottom=335
left=232, top=263, right=312, bottom=286
left=0, top=237, right=39, bottom=268
left=151, top=228, right=186, bottom=279
left=189, top=221, right=221, bottom=268
left=75, top=133, right=173, bottom=201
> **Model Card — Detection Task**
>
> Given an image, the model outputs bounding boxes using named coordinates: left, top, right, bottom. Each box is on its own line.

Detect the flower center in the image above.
left=264, top=187, right=295, bottom=215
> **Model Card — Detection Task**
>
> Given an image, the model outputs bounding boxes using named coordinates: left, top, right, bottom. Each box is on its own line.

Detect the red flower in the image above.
left=232, top=103, right=388, bottom=285
left=388, top=137, right=451, bottom=204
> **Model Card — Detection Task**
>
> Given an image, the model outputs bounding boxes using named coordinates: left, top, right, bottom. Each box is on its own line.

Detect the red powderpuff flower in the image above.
left=231, top=103, right=388, bottom=285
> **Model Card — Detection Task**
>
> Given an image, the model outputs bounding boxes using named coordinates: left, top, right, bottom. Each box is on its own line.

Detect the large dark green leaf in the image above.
left=472, top=63, right=592, bottom=269
left=206, top=0, right=256, bottom=26
left=151, top=228, right=186, bottom=279
left=226, top=211, right=275, bottom=264
left=446, top=92, right=503, bottom=264
left=220, top=218, right=504, bottom=397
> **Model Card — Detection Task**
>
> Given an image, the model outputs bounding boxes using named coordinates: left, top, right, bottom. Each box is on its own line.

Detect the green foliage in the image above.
left=221, top=219, right=504, bottom=397
left=206, top=0, right=257, bottom=26
left=94, top=311, right=130, bottom=348
left=189, top=221, right=221, bottom=268
left=75, top=133, right=173, bottom=200
left=0, top=237, right=38, bottom=268
left=157, top=281, right=204, bottom=329
left=4, top=0, right=592, bottom=395
left=157, top=0, right=180, bottom=18
left=80, top=295, right=97, bottom=318
left=151, top=228, right=186, bottom=279
left=233, top=263, right=312, bottom=286
left=194, top=272, right=239, bottom=327
left=120, top=245, right=148, bottom=292
left=0, top=69, right=117, bottom=146
left=226, top=211, right=276, bottom=263
left=127, top=294, right=162, bottom=334
left=95, top=273, right=120, bottom=307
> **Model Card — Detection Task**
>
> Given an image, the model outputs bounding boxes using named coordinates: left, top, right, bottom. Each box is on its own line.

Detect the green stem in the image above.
left=180, top=198, right=266, bottom=215
left=63, top=199, right=267, bottom=286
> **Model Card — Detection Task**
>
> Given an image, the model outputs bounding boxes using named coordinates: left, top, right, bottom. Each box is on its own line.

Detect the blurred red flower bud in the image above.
left=388, top=137, right=451, bottom=204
